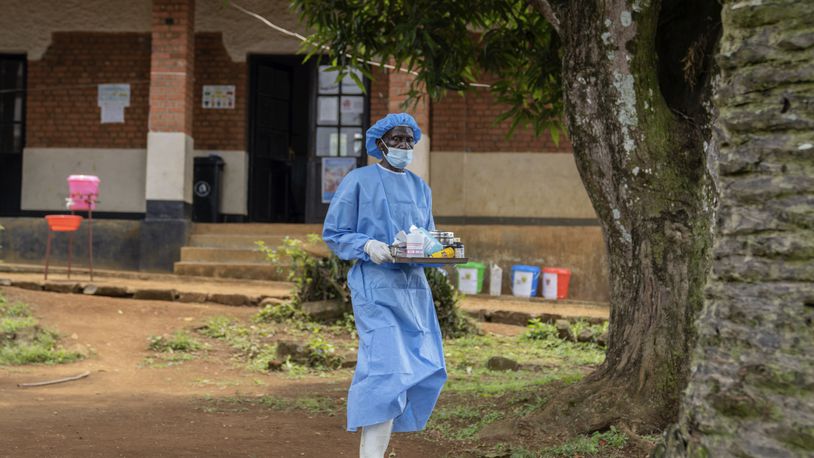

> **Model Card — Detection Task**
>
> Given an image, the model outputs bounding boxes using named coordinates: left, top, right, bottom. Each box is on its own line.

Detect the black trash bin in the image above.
left=193, top=155, right=225, bottom=222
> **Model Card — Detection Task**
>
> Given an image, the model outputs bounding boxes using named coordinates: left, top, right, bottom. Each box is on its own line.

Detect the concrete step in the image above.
left=187, top=234, right=331, bottom=256
left=188, top=234, right=289, bottom=249
left=191, top=223, right=323, bottom=236
left=180, top=247, right=270, bottom=263
left=173, top=261, right=291, bottom=281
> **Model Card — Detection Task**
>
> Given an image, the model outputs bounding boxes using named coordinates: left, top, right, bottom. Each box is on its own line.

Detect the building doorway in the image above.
left=248, top=56, right=369, bottom=224
left=248, top=55, right=311, bottom=223
left=0, top=55, right=25, bottom=216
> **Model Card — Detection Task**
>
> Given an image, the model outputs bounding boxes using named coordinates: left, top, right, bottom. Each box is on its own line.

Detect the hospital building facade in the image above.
left=0, top=0, right=609, bottom=301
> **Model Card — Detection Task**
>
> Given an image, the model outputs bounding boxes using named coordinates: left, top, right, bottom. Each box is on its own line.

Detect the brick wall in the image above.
left=149, top=0, right=194, bottom=134
left=388, top=70, right=429, bottom=131
left=193, top=32, right=246, bottom=150
left=26, top=32, right=151, bottom=148
left=431, top=89, right=572, bottom=152
left=369, top=66, right=389, bottom=124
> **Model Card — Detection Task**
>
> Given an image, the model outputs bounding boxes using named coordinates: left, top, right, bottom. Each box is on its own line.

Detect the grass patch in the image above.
left=148, top=331, right=204, bottom=353
left=141, top=352, right=197, bottom=368
left=441, top=333, right=604, bottom=397
left=0, top=294, right=83, bottom=366
left=196, top=315, right=352, bottom=374
left=427, top=403, right=505, bottom=440
left=539, top=427, right=628, bottom=457
left=418, top=331, right=606, bottom=445
left=197, top=315, right=277, bottom=372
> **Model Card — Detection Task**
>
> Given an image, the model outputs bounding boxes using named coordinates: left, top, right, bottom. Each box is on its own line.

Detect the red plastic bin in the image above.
left=542, top=268, right=571, bottom=300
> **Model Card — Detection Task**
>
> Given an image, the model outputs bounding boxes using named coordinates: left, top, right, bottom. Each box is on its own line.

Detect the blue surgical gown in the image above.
left=322, top=164, right=447, bottom=433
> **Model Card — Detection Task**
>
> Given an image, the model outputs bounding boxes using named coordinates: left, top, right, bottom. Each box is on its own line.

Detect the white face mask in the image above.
left=382, top=143, right=413, bottom=169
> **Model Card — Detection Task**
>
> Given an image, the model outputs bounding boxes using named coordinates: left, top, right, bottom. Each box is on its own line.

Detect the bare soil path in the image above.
left=0, top=287, right=449, bottom=458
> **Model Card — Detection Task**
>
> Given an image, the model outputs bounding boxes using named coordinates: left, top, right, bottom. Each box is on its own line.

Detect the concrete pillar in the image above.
left=387, top=71, right=430, bottom=183
left=140, top=0, right=195, bottom=271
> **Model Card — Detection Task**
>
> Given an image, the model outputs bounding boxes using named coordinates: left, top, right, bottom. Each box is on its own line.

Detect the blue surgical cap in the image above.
left=365, top=113, right=422, bottom=159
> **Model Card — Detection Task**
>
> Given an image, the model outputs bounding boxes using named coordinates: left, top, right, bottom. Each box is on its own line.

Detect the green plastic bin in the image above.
left=456, top=261, right=486, bottom=294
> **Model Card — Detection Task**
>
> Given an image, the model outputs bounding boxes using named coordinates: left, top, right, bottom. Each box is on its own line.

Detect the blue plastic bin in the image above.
left=511, top=265, right=541, bottom=297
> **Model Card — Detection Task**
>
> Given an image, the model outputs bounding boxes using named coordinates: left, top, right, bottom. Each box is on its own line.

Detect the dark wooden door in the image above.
left=249, top=57, right=310, bottom=223
left=0, top=55, right=25, bottom=216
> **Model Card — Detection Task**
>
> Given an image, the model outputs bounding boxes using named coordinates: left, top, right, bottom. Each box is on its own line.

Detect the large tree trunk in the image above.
left=659, top=1, right=814, bottom=456
left=489, top=0, right=722, bottom=437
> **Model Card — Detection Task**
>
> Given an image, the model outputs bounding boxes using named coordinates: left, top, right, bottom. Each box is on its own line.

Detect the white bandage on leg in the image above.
left=359, top=419, right=394, bottom=458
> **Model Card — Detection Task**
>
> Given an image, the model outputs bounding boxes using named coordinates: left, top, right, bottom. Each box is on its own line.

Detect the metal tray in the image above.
left=393, top=257, right=469, bottom=265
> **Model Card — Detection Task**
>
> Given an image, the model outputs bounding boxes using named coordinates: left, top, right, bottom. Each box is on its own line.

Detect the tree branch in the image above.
left=528, top=0, right=562, bottom=34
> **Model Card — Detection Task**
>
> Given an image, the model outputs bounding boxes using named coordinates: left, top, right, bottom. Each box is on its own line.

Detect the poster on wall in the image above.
left=322, top=157, right=357, bottom=203
left=202, top=85, right=236, bottom=109
left=98, top=83, right=130, bottom=124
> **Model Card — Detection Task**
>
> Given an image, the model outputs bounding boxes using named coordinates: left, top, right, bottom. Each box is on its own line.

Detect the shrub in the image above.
left=258, top=235, right=475, bottom=337
left=425, top=267, right=477, bottom=338
left=257, top=236, right=352, bottom=306
left=524, top=318, right=558, bottom=340
left=305, top=334, right=342, bottom=369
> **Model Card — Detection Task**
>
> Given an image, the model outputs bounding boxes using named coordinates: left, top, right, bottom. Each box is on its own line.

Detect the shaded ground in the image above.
left=0, top=287, right=446, bottom=457
left=0, top=285, right=650, bottom=457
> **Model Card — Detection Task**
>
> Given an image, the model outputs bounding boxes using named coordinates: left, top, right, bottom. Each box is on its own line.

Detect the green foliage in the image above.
left=524, top=318, right=608, bottom=344
left=198, top=315, right=274, bottom=365
left=524, top=318, right=558, bottom=340
left=425, top=267, right=477, bottom=338
left=259, top=235, right=474, bottom=337
left=141, top=352, right=197, bottom=368
left=0, top=295, right=83, bottom=365
left=148, top=331, right=204, bottom=353
left=539, top=426, right=628, bottom=457
left=442, top=333, right=604, bottom=397
left=427, top=404, right=505, bottom=440
left=254, top=302, right=307, bottom=323
left=257, top=237, right=352, bottom=306
left=197, top=315, right=235, bottom=339
left=305, top=334, right=342, bottom=369
left=292, top=0, right=563, bottom=141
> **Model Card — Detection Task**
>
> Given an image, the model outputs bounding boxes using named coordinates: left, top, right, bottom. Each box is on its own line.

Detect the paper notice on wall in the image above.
left=98, top=84, right=130, bottom=124
left=202, top=85, right=235, bottom=109
left=100, top=102, right=125, bottom=123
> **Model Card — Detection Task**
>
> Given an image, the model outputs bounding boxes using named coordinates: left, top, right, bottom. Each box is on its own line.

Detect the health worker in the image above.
left=322, top=113, right=447, bottom=458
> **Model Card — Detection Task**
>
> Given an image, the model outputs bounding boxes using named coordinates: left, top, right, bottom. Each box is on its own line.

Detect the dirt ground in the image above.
left=0, top=287, right=451, bottom=457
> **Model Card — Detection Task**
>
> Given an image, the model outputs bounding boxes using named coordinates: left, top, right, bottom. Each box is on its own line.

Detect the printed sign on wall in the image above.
left=98, top=84, right=130, bottom=124
left=202, top=85, right=236, bottom=109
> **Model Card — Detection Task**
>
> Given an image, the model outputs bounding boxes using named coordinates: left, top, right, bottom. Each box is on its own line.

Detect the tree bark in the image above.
left=488, top=0, right=722, bottom=437
left=659, top=1, right=814, bottom=456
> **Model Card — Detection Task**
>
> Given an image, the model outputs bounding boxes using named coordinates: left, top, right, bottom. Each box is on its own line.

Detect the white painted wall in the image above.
left=21, top=148, right=147, bottom=212
left=1, top=0, right=307, bottom=61
left=196, top=0, right=309, bottom=61
left=192, top=150, right=248, bottom=215
left=145, top=132, right=194, bottom=203
left=407, top=135, right=430, bottom=183
left=0, top=0, right=151, bottom=58
left=430, top=152, right=597, bottom=219
left=20, top=147, right=249, bottom=215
